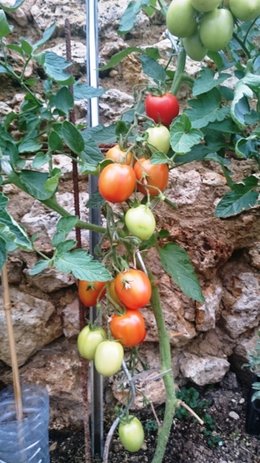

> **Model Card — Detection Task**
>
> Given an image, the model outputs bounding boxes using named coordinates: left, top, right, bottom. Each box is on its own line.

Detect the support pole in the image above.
left=85, top=0, right=104, bottom=458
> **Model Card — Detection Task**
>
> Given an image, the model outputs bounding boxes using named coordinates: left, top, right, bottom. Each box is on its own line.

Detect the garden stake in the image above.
left=85, top=0, right=104, bottom=457
left=65, top=19, right=91, bottom=463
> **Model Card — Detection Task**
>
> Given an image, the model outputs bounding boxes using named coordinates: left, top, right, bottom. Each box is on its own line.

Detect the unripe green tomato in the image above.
left=77, top=325, right=107, bottom=360
left=119, top=416, right=145, bottom=453
left=199, top=8, right=234, bottom=51
left=183, top=33, right=207, bottom=61
left=166, top=0, right=197, bottom=38
left=229, top=0, right=260, bottom=21
left=146, top=125, right=170, bottom=154
left=94, top=340, right=124, bottom=377
left=125, top=205, right=156, bottom=241
left=191, top=0, right=221, bottom=12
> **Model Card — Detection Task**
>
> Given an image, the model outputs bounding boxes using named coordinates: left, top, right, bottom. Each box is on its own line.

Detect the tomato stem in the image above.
left=170, top=48, right=187, bottom=95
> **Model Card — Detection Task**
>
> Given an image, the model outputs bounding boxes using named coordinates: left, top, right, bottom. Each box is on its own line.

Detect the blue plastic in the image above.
left=0, top=384, right=50, bottom=463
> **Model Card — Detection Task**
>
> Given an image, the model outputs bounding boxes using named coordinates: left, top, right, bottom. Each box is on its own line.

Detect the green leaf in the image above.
left=20, top=39, right=33, bottom=56
left=18, top=138, right=42, bottom=153
left=215, top=176, right=259, bottom=218
left=73, top=82, right=104, bottom=100
left=83, top=124, right=117, bottom=144
left=86, top=192, right=105, bottom=209
left=0, top=194, right=32, bottom=250
left=170, top=114, right=203, bottom=154
left=0, top=0, right=25, bottom=12
left=118, top=0, right=149, bottom=34
left=50, top=87, right=74, bottom=113
left=56, top=240, right=76, bottom=253
left=43, top=51, right=73, bottom=84
left=28, top=259, right=50, bottom=276
left=18, top=170, right=59, bottom=200
left=62, top=121, right=85, bottom=154
left=52, top=216, right=78, bottom=247
left=150, top=151, right=169, bottom=164
left=48, top=130, right=63, bottom=151
left=0, top=237, right=7, bottom=270
left=54, top=248, right=112, bottom=281
left=192, top=69, right=230, bottom=97
left=32, top=152, right=50, bottom=168
left=140, top=54, right=166, bottom=83
left=231, top=80, right=253, bottom=127
left=80, top=139, right=104, bottom=169
left=33, top=23, right=56, bottom=51
left=100, top=47, right=142, bottom=70
left=185, top=89, right=230, bottom=129
left=235, top=137, right=259, bottom=159
left=0, top=9, right=11, bottom=37
left=159, top=243, right=204, bottom=302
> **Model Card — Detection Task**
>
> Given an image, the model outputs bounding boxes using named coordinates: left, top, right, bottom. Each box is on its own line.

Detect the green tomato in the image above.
left=199, top=8, right=234, bottom=51
left=94, top=340, right=124, bottom=377
left=119, top=416, right=145, bottom=453
left=146, top=125, right=170, bottom=154
left=191, top=0, right=221, bottom=12
left=229, top=0, right=260, bottom=21
left=183, top=33, right=207, bottom=61
left=125, top=205, right=156, bottom=241
left=166, top=0, right=197, bottom=38
left=77, top=325, right=106, bottom=360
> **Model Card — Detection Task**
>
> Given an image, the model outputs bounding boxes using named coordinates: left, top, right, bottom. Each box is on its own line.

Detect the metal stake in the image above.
left=85, top=0, right=104, bottom=458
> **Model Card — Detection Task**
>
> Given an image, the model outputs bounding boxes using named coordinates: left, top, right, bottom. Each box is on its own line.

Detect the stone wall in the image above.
left=0, top=0, right=259, bottom=428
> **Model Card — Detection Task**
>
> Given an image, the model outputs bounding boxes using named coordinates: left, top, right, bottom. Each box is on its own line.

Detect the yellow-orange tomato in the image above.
left=98, top=163, right=136, bottom=203
left=134, top=158, right=169, bottom=196
left=78, top=280, right=106, bottom=307
left=105, top=145, right=133, bottom=165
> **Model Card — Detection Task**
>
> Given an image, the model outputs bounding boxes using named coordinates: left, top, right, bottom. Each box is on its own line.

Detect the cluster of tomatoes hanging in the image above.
left=167, top=0, right=260, bottom=61
left=76, top=91, right=180, bottom=452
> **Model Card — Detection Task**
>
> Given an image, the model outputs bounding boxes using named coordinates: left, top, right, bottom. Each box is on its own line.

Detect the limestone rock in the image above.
left=61, top=297, right=80, bottom=338
left=25, top=268, right=75, bottom=293
left=247, top=242, right=260, bottom=270
left=0, top=287, right=62, bottom=366
left=195, top=280, right=223, bottom=332
left=179, top=353, right=230, bottom=386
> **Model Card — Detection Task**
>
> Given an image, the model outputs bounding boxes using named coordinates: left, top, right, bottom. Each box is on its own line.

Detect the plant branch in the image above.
left=232, top=32, right=250, bottom=58
left=178, top=400, right=204, bottom=426
left=243, top=18, right=258, bottom=45
left=170, top=47, right=187, bottom=95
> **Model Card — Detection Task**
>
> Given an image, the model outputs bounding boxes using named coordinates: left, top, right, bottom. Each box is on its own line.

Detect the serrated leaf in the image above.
left=192, top=69, right=230, bottom=97
left=83, top=124, right=117, bottom=144
left=215, top=176, right=259, bottom=218
left=235, top=137, right=258, bottom=159
left=185, top=88, right=230, bottom=129
left=56, top=240, right=76, bottom=253
left=54, top=248, right=112, bottom=281
left=73, top=82, right=104, bottom=100
left=18, top=170, right=59, bottom=200
left=80, top=136, right=104, bottom=167
left=52, top=216, right=78, bottom=247
left=33, top=23, right=56, bottom=51
left=50, top=87, right=74, bottom=113
left=43, top=51, right=73, bottom=84
left=159, top=243, right=204, bottom=302
left=150, top=151, right=169, bottom=164
left=231, top=80, right=253, bottom=127
left=118, top=0, right=149, bottom=34
left=140, top=54, right=166, bottom=83
left=0, top=205, right=32, bottom=250
left=170, top=114, right=203, bottom=154
left=28, top=259, right=50, bottom=276
left=0, top=237, right=7, bottom=269
left=62, top=121, right=84, bottom=154
left=0, top=9, right=11, bottom=37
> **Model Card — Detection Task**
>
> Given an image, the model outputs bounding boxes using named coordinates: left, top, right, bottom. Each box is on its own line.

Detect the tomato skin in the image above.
left=125, top=205, right=156, bottom=241
left=114, top=269, right=152, bottom=310
left=98, top=163, right=136, bottom=203
left=229, top=0, right=260, bottom=21
left=110, top=310, right=146, bottom=347
left=166, top=0, right=197, bottom=38
left=145, top=93, right=179, bottom=126
left=108, top=280, right=121, bottom=305
left=94, top=340, right=124, bottom=376
left=78, top=280, right=106, bottom=307
left=191, top=0, right=221, bottom=12
left=146, top=125, right=170, bottom=155
left=199, top=9, right=234, bottom=52
left=119, top=416, right=145, bottom=452
left=134, top=158, right=169, bottom=196
left=183, top=33, right=207, bottom=61
left=105, top=144, right=133, bottom=165
left=77, top=325, right=106, bottom=360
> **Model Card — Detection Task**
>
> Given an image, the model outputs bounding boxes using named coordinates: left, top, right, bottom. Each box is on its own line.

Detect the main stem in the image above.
left=170, top=47, right=187, bottom=95
left=150, top=274, right=178, bottom=463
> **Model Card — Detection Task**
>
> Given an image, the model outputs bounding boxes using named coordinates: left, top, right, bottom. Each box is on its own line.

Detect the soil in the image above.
left=49, top=372, right=260, bottom=463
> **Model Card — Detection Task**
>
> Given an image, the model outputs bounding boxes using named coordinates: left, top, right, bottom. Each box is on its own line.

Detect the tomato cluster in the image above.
left=166, top=0, right=260, bottom=60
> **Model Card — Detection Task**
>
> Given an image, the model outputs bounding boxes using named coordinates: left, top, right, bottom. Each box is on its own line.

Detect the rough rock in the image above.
left=179, top=353, right=230, bottom=386
left=0, top=287, right=62, bottom=366
left=25, top=268, right=75, bottom=293
left=61, top=297, right=80, bottom=338
left=195, top=279, right=223, bottom=332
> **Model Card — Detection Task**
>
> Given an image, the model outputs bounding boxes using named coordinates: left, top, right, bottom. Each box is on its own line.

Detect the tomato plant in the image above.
left=199, top=8, right=234, bottom=51
left=78, top=280, right=106, bottom=307
left=134, top=158, right=169, bottom=196
left=125, top=204, right=156, bottom=240
left=98, top=163, right=136, bottom=203
left=166, top=0, right=197, bottom=38
left=77, top=325, right=107, bottom=360
left=229, top=0, right=260, bottom=21
left=118, top=416, right=145, bottom=452
left=145, top=125, right=170, bottom=154
left=114, top=269, right=152, bottom=309
left=110, top=310, right=146, bottom=347
left=105, top=144, right=133, bottom=165
left=145, top=93, right=179, bottom=126
left=94, top=340, right=124, bottom=376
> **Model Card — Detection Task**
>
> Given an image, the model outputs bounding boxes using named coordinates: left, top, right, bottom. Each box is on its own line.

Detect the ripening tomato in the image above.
left=94, top=340, right=124, bottom=376
left=166, top=0, right=197, bottom=38
left=183, top=33, right=207, bottom=61
left=145, top=125, right=170, bottom=154
left=105, top=144, right=133, bottom=165
left=77, top=325, right=106, bottom=360
left=78, top=280, right=106, bottom=307
left=114, top=269, right=152, bottom=310
left=125, top=205, right=156, bottom=241
left=199, top=9, right=234, bottom=52
left=229, top=0, right=260, bottom=21
left=134, top=158, right=169, bottom=196
left=191, top=0, right=221, bottom=12
left=145, top=93, right=179, bottom=126
left=108, top=279, right=121, bottom=305
left=98, top=163, right=136, bottom=203
left=119, top=416, right=145, bottom=453
left=110, top=310, right=146, bottom=347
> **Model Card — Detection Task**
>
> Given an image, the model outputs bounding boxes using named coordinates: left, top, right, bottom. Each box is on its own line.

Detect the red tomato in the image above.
left=145, top=93, right=179, bottom=126
left=105, top=144, right=133, bottom=165
left=78, top=280, right=106, bottom=307
left=134, top=158, right=169, bottom=196
left=114, top=269, right=152, bottom=310
left=110, top=310, right=146, bottom=347
left=98, top=163, right=136, bottom=203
